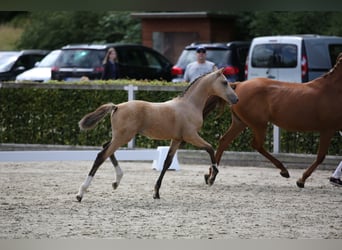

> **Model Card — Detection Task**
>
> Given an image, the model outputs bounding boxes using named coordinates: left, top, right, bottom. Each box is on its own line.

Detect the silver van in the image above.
left=245, top=35, right=342, bottom=82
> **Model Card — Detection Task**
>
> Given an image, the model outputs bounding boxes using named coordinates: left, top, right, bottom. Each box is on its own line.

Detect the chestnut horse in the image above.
left=76, top=68, right=238, bottom=202
left=206, top=53, right=342, bottom=188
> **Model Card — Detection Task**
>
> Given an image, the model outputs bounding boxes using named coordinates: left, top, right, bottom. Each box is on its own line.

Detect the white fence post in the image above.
left=152, top=146, right=180, bottom=171
left=124, top=84, right=138, bottom=149
left=273, top=125, right=280, bottom=153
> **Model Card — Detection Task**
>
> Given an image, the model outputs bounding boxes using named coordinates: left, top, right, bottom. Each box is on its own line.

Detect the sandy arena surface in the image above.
left=0, top=160, right=341, bottom=239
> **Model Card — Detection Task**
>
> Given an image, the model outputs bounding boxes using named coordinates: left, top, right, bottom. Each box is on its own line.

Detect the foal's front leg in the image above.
left=187, top=134, right=218, bottom=186
left=203, top=146, right=219, bottom=186
left=153, top=140, right=181, bottom=199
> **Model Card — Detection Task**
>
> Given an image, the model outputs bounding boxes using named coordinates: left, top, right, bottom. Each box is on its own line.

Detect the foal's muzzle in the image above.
left=228, top=94, right=239, bottom=105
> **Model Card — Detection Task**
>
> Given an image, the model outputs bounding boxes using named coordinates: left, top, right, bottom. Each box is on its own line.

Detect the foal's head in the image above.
left=209, top=68, right=239, bottom=105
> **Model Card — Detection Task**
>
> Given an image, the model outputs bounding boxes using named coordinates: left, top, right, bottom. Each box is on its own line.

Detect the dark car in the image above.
left=0, top=50, right=50, bottom=81
left=51, top=43, right=173, bottom=81
left=171, top=41, right=250, bottom=82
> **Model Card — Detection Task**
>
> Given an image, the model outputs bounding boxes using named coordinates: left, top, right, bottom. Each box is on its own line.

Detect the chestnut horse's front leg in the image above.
left=296, top=130, right=335, bottom=188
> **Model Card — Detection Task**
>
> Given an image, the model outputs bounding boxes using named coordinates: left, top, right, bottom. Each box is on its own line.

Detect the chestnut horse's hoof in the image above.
left=76, top=195, right=82, bottom=202
left=280, top=171, right=290, bottom=178
left=296, top=179, right=305, bottom=188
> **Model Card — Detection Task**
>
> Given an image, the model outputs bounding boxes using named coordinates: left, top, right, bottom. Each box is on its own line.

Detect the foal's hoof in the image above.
left=204, top=174, right=210, bottom=185
left=76, top=195, right=82, bottom=202
left=280, top=171, right=290, bottom=178
left=207, top=167, right=219, bottom=186
left=208, top=176, right=217, bottom=186
left=112, top=182, right=118, bottom=190
left=296, top=179, right=305, bottom=188
left=153, top=192, right=160, bottom=199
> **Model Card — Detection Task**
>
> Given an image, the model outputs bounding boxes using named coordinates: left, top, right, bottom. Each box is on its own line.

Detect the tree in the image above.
left=16, top=11, right=141, bottom=50
left=16, top=11, right=342, bottom=50
left=0, top=11, right=26, bottom=24
left=236, top=11, right=342, bottom=40
left=95, top=12, right=141, bottom=43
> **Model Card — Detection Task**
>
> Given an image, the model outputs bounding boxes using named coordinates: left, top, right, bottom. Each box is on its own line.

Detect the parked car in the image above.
left=51, top=43, right=173, bottom=81
left=0, top=50, right=50, bottom=82
left=15, top=49, right=61, bottom=83
left=245, top=34, right=342, bottom=82
left=171, top=41, right=251, bottom=82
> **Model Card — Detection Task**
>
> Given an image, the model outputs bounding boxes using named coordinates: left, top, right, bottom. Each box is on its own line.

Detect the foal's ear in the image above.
left=218, top=67, right=224, bottom=73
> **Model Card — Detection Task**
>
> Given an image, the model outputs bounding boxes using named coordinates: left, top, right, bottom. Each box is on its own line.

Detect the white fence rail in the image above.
left=0, top=146, right=180, bottom=171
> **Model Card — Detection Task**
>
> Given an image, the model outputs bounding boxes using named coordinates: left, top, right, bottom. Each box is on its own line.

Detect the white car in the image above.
left=246, top=35, right=342, bottom=83
left=16, top=49, right=61, bottom=82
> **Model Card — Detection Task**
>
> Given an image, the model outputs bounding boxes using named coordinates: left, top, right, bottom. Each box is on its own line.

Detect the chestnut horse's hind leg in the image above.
left=102, top=141, right=123, bottom=190
left=296, top=130, right=335, bottom=188
left=153, top=140, right=182, bottom=199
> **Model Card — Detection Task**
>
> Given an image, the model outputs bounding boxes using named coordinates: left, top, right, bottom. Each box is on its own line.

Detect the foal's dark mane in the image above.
left=178, top=72, right=211, bottom=98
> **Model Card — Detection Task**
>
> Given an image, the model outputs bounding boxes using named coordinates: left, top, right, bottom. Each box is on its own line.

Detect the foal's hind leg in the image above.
left=76, top=143, right=112, bottom=202
left=76, top=141, right=121, bottom=202
left=296, top=131, right=334, bottom=188
left=153, top=140, right=181, bottom=199
left=251, top=126, right=290, bottom=178
left=102, top=141, right=123, bottom=190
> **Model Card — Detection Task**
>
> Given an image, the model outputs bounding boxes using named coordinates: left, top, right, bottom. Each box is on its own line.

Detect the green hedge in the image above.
left=0, top=83, right=340, bottom=155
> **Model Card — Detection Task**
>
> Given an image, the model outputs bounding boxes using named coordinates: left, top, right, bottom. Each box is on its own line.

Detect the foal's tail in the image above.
left=79, top=103, right=118, bottom=130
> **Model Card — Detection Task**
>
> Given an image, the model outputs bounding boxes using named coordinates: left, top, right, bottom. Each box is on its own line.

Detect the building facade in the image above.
left=131, top=12, right=237, bottom=63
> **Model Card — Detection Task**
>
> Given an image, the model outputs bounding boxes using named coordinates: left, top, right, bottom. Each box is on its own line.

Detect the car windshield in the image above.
left=55, top=49, right=105, bottom=68
left=0, top=52, right=20, bottom=72
left=37, top=50, right=61, bottom=67
left=176, top=49, right=230, bottom=68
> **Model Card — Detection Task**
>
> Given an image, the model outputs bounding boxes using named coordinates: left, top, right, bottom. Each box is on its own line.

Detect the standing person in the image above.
left=330, top=161, right=342, bottom=186
left=329, top=131, right=342, bottom=187
left=101, top=47, right=119, bottom=80
left=183, top=46, right=217, bottom=83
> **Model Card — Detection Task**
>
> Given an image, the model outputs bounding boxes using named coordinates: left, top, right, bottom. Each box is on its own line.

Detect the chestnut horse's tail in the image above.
left=79, top=103, right=118, bottom=130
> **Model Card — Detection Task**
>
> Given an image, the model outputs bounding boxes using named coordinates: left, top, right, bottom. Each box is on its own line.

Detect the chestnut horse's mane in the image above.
left=322, top=52, right=342, bottom=79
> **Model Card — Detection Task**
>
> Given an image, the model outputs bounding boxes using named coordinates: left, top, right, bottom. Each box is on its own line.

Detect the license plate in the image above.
left=65, top=77, right=81, bottom=82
